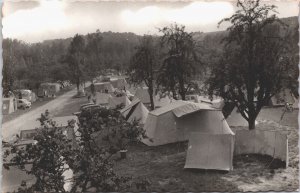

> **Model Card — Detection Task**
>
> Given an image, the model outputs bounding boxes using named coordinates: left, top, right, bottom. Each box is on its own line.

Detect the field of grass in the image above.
left=114, top=107, right=299, bottom=192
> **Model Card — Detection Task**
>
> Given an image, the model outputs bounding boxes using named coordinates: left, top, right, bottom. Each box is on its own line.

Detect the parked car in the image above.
left=17, top=99, right=31, bottom=109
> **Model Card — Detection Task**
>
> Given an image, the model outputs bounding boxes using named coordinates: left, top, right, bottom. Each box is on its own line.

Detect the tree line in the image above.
left=2, top=31, right=139, bottom=94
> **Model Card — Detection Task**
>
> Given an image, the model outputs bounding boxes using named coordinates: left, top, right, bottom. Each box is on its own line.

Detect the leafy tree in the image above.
left=207, top=0, right=293, bottom=130
left=85, top=30, right=103, bottom=82
left=128, top=35, right=159, bottom=110
left=3, top=111, right=74, bottom=192
left=4, top=107, right=148, bottom=192
left=65, top=34, right=86, bottom=92
left=157, top=23, right=198, bottom=100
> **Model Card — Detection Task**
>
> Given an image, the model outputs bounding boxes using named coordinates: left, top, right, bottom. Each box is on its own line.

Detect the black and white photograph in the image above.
left=1, top=0, right=299, bottom=192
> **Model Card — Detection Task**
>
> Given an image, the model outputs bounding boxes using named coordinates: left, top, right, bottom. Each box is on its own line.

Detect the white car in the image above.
left=17, top=99, right=31, bottom=109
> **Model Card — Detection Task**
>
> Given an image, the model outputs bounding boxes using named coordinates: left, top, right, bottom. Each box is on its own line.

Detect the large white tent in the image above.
left=93, top=92, right=112, bottom=106
left=110, top=78, right=127, bottom=90
left=133, top=87, right=172, bottom=108
left=92, top=82, right=115, bottom=93
left=142, top=100, right=235, bottom=170
left=108, top=95, right=131, bottom=109
left=120, top=99, right=149, bottom=125
left=142, top=100, right=234, bottom=146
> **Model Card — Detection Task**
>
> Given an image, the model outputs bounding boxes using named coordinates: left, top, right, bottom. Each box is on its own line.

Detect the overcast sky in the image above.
left=2, top=0, right=299, bottom=43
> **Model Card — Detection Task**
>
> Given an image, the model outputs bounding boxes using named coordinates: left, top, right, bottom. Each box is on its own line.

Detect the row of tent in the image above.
left=116, top=88, right=289, bottom=171
left=37, top=83, right=61, bottom=97
left=85, top=78, right=128, bottom=94
left=119, top=99, right=288, bottom=171
left=2, top=90, right=37, bottom=115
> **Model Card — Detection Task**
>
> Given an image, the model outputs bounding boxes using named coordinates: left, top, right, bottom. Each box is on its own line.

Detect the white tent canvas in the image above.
left=185, top=133, right=234, bottom=171
left=110, top=78, right=127, bottom=89
left=270, top=89, right=295, bottom=106
left=94, top=92, right=112, bottom=106
left=142, top=100, right=234, bottom=146
left=292, top=97, right=299, bottom=109
left=120, top=99, right=149, bottom=125
left=108, top=95, right=131, bottom=109
left=133, top=87, right=151, bottom=104
left=93, top=82, right=115, bottom=93
left=234, top=129, right=288, bottom=167
left=133, top=87, right=172, bottom=108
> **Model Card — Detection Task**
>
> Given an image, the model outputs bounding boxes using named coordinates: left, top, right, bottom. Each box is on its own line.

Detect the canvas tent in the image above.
left=269, top=89, right=296, bottom=106
left=120, top=99, right=149, bottom=125
left=93, top=92, right=112, bottom=106
left=39, top=83, right=60, bottom=97
left=19, top=90, right=37, bottom=102
left=133, top=87, right=151, bottom=104
left=94, top=82, right=115, bottom=93
left=110, top=78, right=127, bottom=90
left=142, top=100, right=235, bottom=170
left=108, top=95, right=131, bottom=109
left=2, top=97, right=16, bottom=115
left=133, top=87, right=172, bottom=108
left=142, top=100, right=234, bottom=146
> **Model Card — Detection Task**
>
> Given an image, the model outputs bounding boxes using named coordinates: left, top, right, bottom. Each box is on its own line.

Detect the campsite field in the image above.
left=52, top=95, right=299, bottom=192
left=113, top=107, right=299, bottom=192
left=2, top=86, right=74, bottom=123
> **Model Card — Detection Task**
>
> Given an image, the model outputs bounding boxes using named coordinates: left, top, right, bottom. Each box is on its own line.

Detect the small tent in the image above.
left=39, top=83, right=61, bottom=97
left=19, top=115, right=78, bottom=145
left=133, top=87, right=172, bottom=108
left=133, top=87, right=151, bottom=104
left=269, top=89, right=295, bottom=106
left=93, top=92, right=112, bottom=106
left=120, top=99, right=149, bottom=125
left=93, top=82, right=115, bottom=93
left=2, top=98, right=16, bottom=115
left=142, top=100, right=234, bottom=146
left=108, top=95, right=131, bottom=109
left=110, top=78, right=127, bottom=90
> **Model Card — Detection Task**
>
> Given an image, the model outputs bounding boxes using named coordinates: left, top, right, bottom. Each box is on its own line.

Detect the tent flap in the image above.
left=184, top=133, right=234, bottom=171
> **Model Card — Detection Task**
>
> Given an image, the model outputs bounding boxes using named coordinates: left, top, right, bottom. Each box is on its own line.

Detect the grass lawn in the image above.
left=2, top=86, right=75, bottom=123
left=113, top=107, right=299, bottom=192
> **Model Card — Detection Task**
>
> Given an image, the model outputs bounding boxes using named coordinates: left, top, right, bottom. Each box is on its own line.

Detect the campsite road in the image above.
left=2, top=88, right=78, bottom=142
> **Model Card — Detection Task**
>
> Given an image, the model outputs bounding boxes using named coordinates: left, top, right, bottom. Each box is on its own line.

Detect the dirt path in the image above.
left=2, top=88, right=78, bottom=141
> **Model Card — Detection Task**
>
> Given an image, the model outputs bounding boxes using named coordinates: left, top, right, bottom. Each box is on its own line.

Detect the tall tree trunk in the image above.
left=248, top=117, right=256, bottom=130
left=148, top=86, right=155, bottom=110
left=178, top=79, right=186, bottom=100
left=76, top=78, right=80, bottom=93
